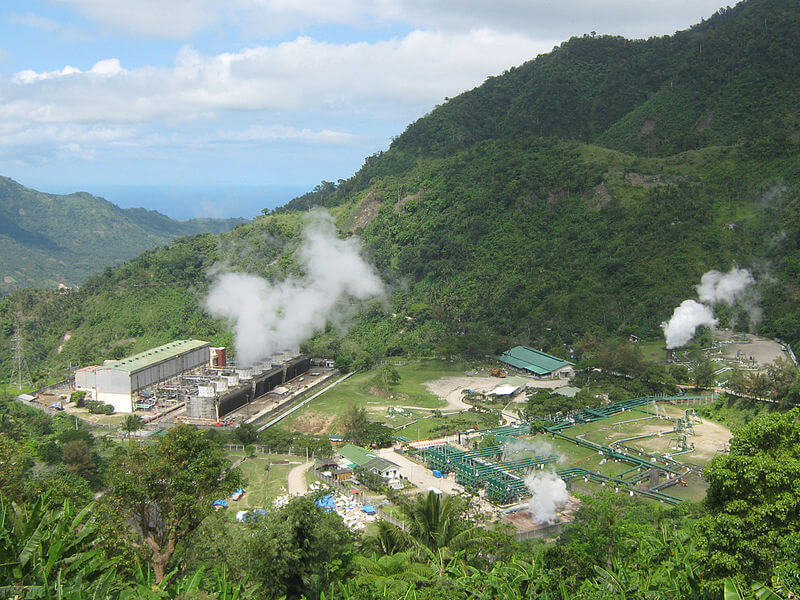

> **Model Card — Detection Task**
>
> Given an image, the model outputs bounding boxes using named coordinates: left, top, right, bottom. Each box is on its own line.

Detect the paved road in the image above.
left=376, top=447, right=498, bottom=515
left=376, top=447, right=464, bottom=495
left=287, top=461, right=313, bottom=496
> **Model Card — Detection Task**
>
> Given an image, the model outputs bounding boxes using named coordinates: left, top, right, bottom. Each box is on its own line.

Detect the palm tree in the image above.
left=400, top=490, right=469, bottom=551
left=398, top=490, right=490, bottom=558
left=121, top=414, right=144, bottom=439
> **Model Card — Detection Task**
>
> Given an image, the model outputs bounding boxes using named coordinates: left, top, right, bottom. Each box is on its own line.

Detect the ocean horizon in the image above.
left=41, top=183, right=312, bottom=221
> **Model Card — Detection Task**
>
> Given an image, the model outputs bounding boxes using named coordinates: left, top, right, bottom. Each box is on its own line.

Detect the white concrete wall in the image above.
left=97, top=391, right=134, bottom=414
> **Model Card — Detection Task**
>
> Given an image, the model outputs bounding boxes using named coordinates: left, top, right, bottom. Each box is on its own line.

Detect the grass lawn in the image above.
left=526, top=404, right=732, bottom=501
left=279, top=359, right=484, bottom=434
left=396, top=412, right=500, bottom=440
left=639, top=341, right=666, bottom=362
left=229, top=455, right=299, bottom=509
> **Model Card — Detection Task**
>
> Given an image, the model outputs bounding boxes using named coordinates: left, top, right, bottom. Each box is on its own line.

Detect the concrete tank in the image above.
left=198, top=384, right=216, bottom=398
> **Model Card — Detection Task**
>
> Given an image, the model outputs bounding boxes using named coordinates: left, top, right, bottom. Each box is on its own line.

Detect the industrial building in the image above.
left=184, top=352, right=310, bottom=422
left=75, top=340, right=211, bottom=413
left=498, top=346, right=575, bottom=379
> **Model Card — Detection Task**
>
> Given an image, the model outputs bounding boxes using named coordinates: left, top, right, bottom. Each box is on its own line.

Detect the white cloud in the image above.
left=205, top=125, right=358, bottom=145
left=1, top=28, right=545, bottom=163
left=4, top=29, right=547, bottom=123
left=55, top=0, right=731, bottom=39
left=11, top=13, right=63, bottom=32
left=10, top=12, right=93, bottom=41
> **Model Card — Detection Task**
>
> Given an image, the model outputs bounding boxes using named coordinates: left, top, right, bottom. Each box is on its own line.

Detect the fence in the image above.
left=511, top=521, right=564, bottom=542
left=222, top=444, right=328, bottom=460
left=35, top=378, right=72, bottom=395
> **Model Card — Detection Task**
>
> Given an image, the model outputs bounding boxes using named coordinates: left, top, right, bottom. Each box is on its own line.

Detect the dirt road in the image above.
left=287, top=461, right=313, bottom=496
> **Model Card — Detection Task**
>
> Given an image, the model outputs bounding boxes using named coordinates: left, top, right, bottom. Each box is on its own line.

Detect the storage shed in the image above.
left=498, top=346, right=575, bottom=379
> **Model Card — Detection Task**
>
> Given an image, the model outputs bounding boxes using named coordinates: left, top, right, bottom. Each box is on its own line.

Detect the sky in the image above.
left=0, top=1, right=733, bottom=218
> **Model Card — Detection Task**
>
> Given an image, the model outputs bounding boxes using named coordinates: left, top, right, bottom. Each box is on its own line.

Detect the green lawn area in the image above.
left=397, top=412, right=500, bottom=440
left=638, top=341, right=666, bottom=362
left=279, top=359, right=486, bottom=434
left=229, top=455, right=299, bottom=510
left=529, top=404, right=732, bottom=501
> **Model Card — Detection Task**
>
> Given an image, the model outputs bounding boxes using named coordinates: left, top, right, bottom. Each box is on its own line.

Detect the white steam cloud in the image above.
left=696, top=268, right=754, bottom=306
left=525, top=471, right=569, bottom=525
left=661, top=267, right=758, bottom=349
left=504, top=438, right=565, bottom=462
left=661, top=300, right=718, bottom=350
left=205, top=209, right=384, bottom=366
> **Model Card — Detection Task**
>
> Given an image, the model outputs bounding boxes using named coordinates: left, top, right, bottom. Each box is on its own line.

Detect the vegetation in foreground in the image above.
left=2, top=378, right=799, bottom=599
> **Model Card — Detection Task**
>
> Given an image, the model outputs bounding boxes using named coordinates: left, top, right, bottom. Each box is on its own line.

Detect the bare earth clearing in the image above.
left=601, top=405, right=731, bottom=464
left=425, top=376, right=569, bottom=412
left=716, top=330, right=790, bottom=367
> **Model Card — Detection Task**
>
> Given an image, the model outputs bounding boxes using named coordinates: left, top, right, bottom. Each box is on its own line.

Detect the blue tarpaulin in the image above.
left=432, top=470, right=442, bottom=478
left=315, top=495, right=336, bottom=512
left=361, top=505, right=376, bottom=514
left=212, top=500, right=228, bottom=507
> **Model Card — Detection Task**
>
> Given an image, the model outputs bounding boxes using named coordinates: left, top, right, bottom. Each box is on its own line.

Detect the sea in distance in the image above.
left=46, top=183, right=312, bottom=221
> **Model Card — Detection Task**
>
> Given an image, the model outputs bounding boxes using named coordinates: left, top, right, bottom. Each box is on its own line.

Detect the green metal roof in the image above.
left=363, top=457, right=398, bottom=473
left=101, top=339, right=209, bottom=373
left=498, top=346, right=574, bottom=375
left=553, top=386, right=582, bottom=398
left=338, top=444, right=375, bottom=467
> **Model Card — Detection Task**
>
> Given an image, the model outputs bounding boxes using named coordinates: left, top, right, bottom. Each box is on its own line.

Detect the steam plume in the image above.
left=662, top=300, right=718, bottom=349
left=205, top=209, right=384, bottom=366
left=504, top=438, right=565, bottom=462
left=695, top=268, right=754, bottom=305
left=661, top=266, right=758, bottom=349
left=525, top=471, right=569, bottom=524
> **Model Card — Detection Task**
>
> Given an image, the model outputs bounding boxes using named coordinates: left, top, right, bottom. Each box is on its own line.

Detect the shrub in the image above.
left=70, top=391, right=87, bottom=407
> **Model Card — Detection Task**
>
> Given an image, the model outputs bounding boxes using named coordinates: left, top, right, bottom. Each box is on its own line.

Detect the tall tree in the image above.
left=242, top=495, right=354, bottom=600
left=107, top=424, right=240, bottom=582
left=698, top=409, right=800, bottom=586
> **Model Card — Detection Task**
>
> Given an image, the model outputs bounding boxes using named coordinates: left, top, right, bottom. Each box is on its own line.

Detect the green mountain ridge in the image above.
left=0, top=176, right=247, bottom=294
left=1, top=0, right=799, bottom=378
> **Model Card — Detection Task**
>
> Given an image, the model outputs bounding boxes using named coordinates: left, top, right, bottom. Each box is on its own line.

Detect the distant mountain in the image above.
left=0, top=176, right=246, bottom=293
left=1, top=0, right=799, bottom=378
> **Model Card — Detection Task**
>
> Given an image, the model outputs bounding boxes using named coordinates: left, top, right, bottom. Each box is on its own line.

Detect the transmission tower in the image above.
left=9, top=323, right=31, bottom=390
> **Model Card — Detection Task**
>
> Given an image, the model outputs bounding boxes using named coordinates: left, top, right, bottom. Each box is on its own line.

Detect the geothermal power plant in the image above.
left=74, top=339, right=310, bottom=421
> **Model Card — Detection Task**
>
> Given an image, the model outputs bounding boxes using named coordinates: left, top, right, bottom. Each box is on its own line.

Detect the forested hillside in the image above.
left=0, top=176, right=246, bottom=294
left=1, top=0, right=799, bottom=380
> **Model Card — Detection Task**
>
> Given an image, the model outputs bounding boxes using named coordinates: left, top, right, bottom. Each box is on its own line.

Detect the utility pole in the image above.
left=9, top=322, right=31, bottom=390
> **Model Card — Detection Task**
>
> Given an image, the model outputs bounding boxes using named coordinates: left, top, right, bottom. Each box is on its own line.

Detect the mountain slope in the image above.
left=0, top=177, right=246, bottom=293
left=1, top=0, right=799, bottom=378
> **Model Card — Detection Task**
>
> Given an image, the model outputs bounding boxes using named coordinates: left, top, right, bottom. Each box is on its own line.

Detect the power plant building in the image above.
left=184, top=353, right=310, bottom=421
left=75, top=339, right=210, bottom=413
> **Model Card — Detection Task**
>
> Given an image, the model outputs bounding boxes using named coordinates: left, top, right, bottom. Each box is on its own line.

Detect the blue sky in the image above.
left=0, top=1, right=731, bottom=217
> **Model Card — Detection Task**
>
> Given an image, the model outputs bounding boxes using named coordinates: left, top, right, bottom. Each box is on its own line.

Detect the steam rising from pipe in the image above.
left=504, top=438, right=565, bottom=462
left=525, top=471, right=569, bottom=524
left=661, top=300, right=718, bottom=350
left=661, top=267, right=758, bottom=349
left=205, top=209, right=384, bottom=366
